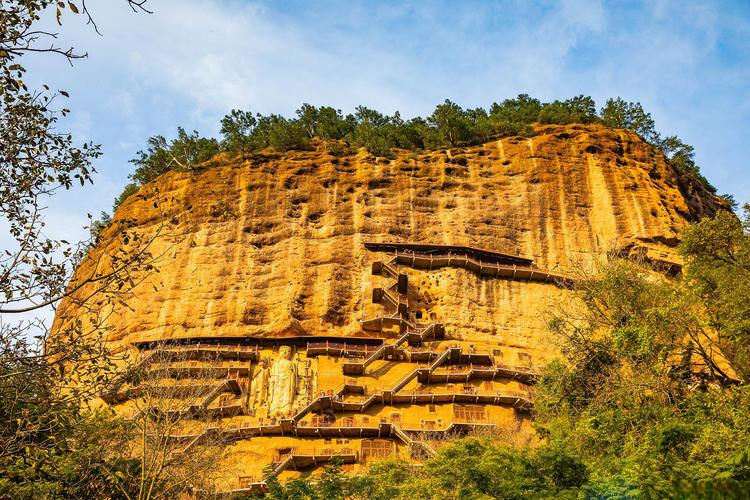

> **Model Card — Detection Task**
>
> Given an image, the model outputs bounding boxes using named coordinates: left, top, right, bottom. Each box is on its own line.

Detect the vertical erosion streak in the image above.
left=435, top=152, right=452, bottom=246
left=554, top=154, right=570, bottom=269
left=616, top=131, right=647, bottom=239
left=628, top=188, right=648, bottom=238
left=496, top=139, right=506, bottom=162
left=534, top=138, right=564, bottom=269
left=155, top=180, right=198, bottom=341
left=586, top=153, right=619, bottom=250
left=408, top=162, right=417, bottom=236
left=230, top=166, right=252, bottom=329
left=323, top=181, right=354, bottom=328
left=287, top=175, right=309, bottom=325
left=525, top=138, right=542, bottom=260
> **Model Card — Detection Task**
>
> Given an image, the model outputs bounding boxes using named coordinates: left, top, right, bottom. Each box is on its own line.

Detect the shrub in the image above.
left=428, top=99, right=469, bottom=147
left=539, top=95, right=598, bottom=124
left=600, top=97, right=658, bottom=143
left=129, top=127, right=219, bottom=186
left=112, top=182, right=139, bottom=212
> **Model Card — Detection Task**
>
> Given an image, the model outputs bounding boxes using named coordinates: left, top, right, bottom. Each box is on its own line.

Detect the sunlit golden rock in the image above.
left=52, top=123, right=725, bottom=492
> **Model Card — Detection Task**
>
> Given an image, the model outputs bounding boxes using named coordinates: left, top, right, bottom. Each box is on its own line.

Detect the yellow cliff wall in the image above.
left=50, top=123, right=724, bottom=492
left=54, top=123, right=718, bottom=355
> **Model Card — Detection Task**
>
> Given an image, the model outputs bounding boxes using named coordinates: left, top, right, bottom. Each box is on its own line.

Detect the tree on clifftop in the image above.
left=538, top=95, right=598, bottom=124
left=129, top=127, right=220, bottom=185
left=428, top=99, right=469, bottom=147
left=600, top=97, right=658, bottom=143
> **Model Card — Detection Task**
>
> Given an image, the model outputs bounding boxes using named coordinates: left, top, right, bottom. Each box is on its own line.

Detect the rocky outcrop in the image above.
left=53, top=123, right=723, bottom=363
left=51, top=123, right=727, bottom=489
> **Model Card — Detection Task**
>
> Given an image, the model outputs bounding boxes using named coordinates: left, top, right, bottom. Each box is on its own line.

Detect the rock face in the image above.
left=52, top=123, right=724, bottom=490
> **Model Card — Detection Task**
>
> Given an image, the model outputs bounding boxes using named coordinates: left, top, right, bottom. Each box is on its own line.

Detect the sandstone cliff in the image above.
left=51, top=123, right=727, bottom=489
left=53, top=123, right=723, bottom=364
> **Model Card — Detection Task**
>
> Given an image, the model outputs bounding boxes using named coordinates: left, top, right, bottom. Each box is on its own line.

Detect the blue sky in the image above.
left=24, top=0, right=750, bottom=243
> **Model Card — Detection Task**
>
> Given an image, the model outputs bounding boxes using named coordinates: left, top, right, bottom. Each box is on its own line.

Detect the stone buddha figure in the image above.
left=268, top=346, right=297, bottom=418
left=248, top=357, right=269, bottom=410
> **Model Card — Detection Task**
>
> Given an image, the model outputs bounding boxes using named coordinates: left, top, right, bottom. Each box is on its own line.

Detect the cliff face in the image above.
left=51, top=123, right=724, bottom=488
left=54, top=123, right=721, bottom=361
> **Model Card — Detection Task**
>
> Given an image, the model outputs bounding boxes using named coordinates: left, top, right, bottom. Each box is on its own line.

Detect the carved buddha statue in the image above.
left=268, top=346, right=297, bottom=418
left=248, top=357, right=269, bottom=410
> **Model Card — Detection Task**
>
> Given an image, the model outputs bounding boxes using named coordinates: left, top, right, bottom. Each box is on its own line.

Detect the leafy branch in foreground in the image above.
left=0, top=2, right=186, bottom=498
left=680, top=204, right=750, bottom=379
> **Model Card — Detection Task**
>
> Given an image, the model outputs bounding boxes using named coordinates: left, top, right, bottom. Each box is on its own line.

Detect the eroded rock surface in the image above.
left=51, top=123, right=725, bottom=489
left=54, top=124, right=720, bottom=358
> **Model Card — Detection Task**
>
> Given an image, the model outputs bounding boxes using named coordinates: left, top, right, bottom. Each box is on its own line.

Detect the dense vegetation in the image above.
left=259, top=205, right=750, bottom=499
left=109, top=95, right=718, bottom=219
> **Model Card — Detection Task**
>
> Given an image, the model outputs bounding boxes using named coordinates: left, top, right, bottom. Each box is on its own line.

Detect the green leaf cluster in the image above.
left=529, top=208, right=750, bottom=497
left=680, top=205, right=750, bottom=378
left=262, top=441, right=588, bottom=500
left=129, top=127, right=220, bottom=186
left=0, top=339, right=141, bottom=499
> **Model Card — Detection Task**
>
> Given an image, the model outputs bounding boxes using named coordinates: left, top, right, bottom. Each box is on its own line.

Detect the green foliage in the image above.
left=598, top=97, right=715, bottom=193
left=113, top=182, right=140, bottom=212
left=0, top=333, right=141, bottom=498
left=387, top=114, right=431, bottom=150
left=538, top=95, right=598, bottom=125
left=1, top=0, right=102, bottom=317
left=489, top=94, right=541, bottom=136
left=680, top=206, right=750, bottom=378
left=221, top=109, right=311, bottom=153
left=546, top=256, right=737, bottom=387
left=428, top=99, right=470, bottom=147
left=263, top=440, right=588, bottom=499
left=600, top=98, right=659, bottom=143
left=101, top=127, right=221, bottom=234
left=529, top=215, right=750, bottom=496
left=349, top=105, right=394, bottom=157
left=657, top=135, right=717, bottom=193
left=296, top=104, right=355, bottom=140
left=1, top=4, right=169, bottom=493
left=464, top=107, right=493, bottom=144
left=265, top=115, right=310, bottom=151
left=89, top=210, right=111, bottom=244
left=129, top=127, right=219, bottom=186
left=220, top=109, right=258, bottom=152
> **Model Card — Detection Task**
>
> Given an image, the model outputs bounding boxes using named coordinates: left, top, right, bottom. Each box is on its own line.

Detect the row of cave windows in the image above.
left=309, top=404, right=488, bottom=427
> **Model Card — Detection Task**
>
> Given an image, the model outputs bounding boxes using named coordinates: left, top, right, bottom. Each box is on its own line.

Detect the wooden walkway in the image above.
left=102, top=241, right=549, bottom=491
left=292, top=343, right=533, bottom=428
left=341, top=321, right=444, bottom=375
left=365, top=241, right=571, bottom=286
left=217, top=421, right=452, bottom=495
left=104, top=377, right=242, bottom=406
left=365, top=242, right=533, bottom=266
